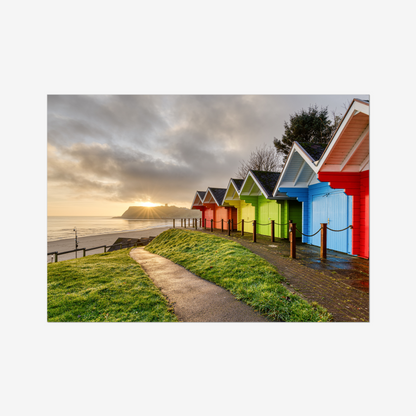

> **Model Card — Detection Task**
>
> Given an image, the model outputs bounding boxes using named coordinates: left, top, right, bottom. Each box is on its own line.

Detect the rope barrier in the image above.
left=256, top=222, right=271, bottom=226
left=327, top=225, right=353, bottom=232
left=296, top=227, right=322, bottom=237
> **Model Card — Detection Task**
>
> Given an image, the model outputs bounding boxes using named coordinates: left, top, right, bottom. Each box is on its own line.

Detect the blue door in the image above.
left=311, top=190, right=351, bottom=253
left=311, top=194, right=327, bottom=247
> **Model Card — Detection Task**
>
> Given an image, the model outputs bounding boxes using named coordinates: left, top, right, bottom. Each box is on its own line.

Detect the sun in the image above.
left=136, top=201, right=160, bottom=208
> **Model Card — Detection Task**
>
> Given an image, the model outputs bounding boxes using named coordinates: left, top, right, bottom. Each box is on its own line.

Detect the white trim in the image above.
left=293, top=160, right=306, bottom=186
left=360, top=154, right=370, bottom=171
left=307, top=170, right=316, bottom=186
left=273, top=142, right=319, bottom=196
left=340, top=125, right=369, bottom=171
left=190, top=191, right=205, bottom=209
left=316, top=99, right=369, bottom=171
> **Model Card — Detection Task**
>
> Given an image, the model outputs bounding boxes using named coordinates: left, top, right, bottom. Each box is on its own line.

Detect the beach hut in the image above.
left=316, top=99, right=369, bottom=258
left=202, top=187, right=237, bottom=230
left=190, top=191, right=206, bottom=223
left=222, top=178, right=245, bottom=231
left=238, top=170, right=302, bottom=238
left=274, top=142, right=354, bottom=255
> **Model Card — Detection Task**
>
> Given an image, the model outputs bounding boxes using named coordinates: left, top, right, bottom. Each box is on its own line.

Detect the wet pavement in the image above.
left=184, top=226, right=369, bottom=322
left=130, top=247, right=267, bottom=322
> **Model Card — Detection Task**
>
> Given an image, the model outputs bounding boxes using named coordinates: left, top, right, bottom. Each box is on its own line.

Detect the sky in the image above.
left=47, top=94, right=369, bottom=216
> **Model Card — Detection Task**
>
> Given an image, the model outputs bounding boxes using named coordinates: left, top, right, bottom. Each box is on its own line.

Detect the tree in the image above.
left=236, top=144, right=283, bottom=178
left=273, top=105, right=336, bottom=163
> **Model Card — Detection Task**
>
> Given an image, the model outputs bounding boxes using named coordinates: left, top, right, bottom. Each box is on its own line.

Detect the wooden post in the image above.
left=221, top=219, right=224, bottom=232
left=83, top=248, right=86, bottom=257
left=54, top=252, right=58, bottom=262
left=231, top=218, right=234, bottom=232
left=184, top=219, right=186, bottom=228
left=104, top=246, right=107, bottom=253
left=289, top=221, right=296, bottom=259
left=204, top=218, right=207, bottom=230
left=271, top=220, right=275, bottom=242
left=210, top=219, right=213, bottom=232
left=228, top=220, right=231, bottom=236
left=321, top=223, right=327, bottom=259
left=253, top=220, right=256, bottom=242
left=195, top=218, right=197, bottom=229
left=173, top=219, right=175, bottom=228
left=120, top=243, right=123, bottom=250
left=241, top=219, right=244, bottom=236
left=199, top=218, right=202, bottom=228
left=188, top=218, right=191, bottom=227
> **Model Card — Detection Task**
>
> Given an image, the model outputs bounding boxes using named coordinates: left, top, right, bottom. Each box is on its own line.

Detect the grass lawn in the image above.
left=146, top=229, right=332, bottom=322
left=47, top=248, right=178, bottom=322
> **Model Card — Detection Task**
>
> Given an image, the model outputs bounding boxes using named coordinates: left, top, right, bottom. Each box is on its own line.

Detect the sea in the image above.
left=47, top=216, right=174, bottom=242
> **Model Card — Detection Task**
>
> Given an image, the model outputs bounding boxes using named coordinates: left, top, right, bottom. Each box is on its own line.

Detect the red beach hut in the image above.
left=202, top=187, right=237, bottom=230
left=316, top=99, right=369, bottom=258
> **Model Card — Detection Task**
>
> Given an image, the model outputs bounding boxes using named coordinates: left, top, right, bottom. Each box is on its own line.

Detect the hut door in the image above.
left=326, top=192, right=348, bottom=254
left=311, top=194, right=327, bottom=247
left=312, top=191, right=349, bottom=253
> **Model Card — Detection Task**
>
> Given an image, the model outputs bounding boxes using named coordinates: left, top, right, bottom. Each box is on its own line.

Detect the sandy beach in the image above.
left=47, top=226, right=175, bottom=263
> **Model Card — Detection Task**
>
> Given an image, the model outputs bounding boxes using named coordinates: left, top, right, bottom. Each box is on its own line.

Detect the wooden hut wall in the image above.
left=204, top=204, right=215, bottom=225
left=239, top=196, right=257, bottom=228
left=214, top=206, right=237, bottom=230
left=224, top=200, right=242, bottom=230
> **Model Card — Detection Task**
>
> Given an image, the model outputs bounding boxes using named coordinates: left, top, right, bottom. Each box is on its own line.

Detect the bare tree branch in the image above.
left=236, top=144, right=283, bottom=178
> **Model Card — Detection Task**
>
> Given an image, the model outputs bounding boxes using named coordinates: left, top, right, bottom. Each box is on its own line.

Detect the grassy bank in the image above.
left=47, top=248, right=178, bottom=322
left=146, top=229, right=332, bottom=322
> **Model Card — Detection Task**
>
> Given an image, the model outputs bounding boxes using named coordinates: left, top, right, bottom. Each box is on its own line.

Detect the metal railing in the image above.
left=47, top=239, right=153, bottom=264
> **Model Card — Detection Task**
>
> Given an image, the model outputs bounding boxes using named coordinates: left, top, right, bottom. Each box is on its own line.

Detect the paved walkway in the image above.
left=130, top=247, right=267, bottom=322
left=192, top=228, right=369, bottom=322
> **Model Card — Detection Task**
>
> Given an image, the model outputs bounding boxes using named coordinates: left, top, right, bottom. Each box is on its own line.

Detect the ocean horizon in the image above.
left=47, top=216, right=175, bottom=242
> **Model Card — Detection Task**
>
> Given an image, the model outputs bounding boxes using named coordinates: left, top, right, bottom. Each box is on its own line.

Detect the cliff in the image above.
left=117, top=205, right=201, bottom=219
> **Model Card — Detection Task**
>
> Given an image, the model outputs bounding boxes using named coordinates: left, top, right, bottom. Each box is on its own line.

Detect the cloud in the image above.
left=47, top=94, right=369, bottom=209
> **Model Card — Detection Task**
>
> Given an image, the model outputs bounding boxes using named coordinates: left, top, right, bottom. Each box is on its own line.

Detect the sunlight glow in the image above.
left=136, top=201, right=161, bottom=208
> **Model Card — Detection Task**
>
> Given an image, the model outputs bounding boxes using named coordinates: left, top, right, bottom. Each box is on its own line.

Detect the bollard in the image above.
left=195, top=218, right=197, bottom=230
left=231, top=218, right=234, bottom=232
left=210, top=219, right=213, bottom=232
left=228, top=220, right=231, bottom=236
left=241, top=219, right=244, bottom=236
left=199, top=218, right=202, bottom=228
left=184, top=218, right=186, bottom=228
left=204, top=218, right=207, bottom=230
left=271, top=220, right=275, bottom=242
left=320, top=223, right=327, bottom=259
left=83, top=248, right=86, bottom=257
left=173, top=219, right=175, bottom=228
left=104, top=246, right=107, bottom=253
left=181, top=218, right=183, bottom=227
left=221, top=219, right=224, bottom=233
left=253, top=220, right=257, bottom=242
left=188, top=218, right=191, bottom=227
left=289, top=221, right=296, bottom=259
left=54, top=252, right=58, bottom=262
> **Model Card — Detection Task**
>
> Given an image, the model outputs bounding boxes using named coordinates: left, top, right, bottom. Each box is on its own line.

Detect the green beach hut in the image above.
left=238, top=170, right=303, bottom=238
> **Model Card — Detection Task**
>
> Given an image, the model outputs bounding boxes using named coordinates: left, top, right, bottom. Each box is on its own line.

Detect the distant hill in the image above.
left=117, top=205, right=201, bottom=219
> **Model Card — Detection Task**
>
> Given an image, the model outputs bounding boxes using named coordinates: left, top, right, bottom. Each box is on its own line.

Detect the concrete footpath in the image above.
left=130, top=247, right=267, bottom=323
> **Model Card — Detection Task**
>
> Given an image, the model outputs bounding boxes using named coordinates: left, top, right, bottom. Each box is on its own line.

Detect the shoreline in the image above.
left=47, top=226, right=174, bottom=263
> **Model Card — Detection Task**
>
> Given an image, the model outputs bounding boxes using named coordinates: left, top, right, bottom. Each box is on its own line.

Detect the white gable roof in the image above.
left=316, top=99, right=369, bottom=173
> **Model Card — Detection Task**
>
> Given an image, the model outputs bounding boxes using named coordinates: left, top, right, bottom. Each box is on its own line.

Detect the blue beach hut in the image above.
left=273, top=142, right=353, bottom=255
